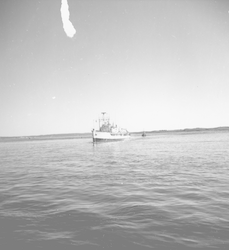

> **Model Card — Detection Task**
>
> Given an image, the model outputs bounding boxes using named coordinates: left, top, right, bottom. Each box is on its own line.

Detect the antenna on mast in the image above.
left=101, top=112, right=106, bottom=121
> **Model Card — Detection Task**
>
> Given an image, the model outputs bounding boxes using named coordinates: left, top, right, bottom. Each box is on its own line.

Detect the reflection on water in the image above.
left=1, top=132, right=229, bottom=249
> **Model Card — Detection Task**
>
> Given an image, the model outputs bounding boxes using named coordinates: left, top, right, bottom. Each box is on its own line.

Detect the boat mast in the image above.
left=98, top=112, right=106, bottom=130
left=102, top=112, right=106, bottom=121
left=102, top=112, right=107, bottom=125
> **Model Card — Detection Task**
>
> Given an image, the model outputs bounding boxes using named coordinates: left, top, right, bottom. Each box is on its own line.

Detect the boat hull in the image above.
left=92, top=131, right=130, bottom=143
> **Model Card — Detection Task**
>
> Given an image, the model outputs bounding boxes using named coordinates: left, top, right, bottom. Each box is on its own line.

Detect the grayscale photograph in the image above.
left=1, top=0, right=229, bottom=249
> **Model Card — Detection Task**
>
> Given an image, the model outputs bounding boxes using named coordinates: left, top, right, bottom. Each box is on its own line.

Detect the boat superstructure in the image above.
left=92, top=112, right=130, bottom=142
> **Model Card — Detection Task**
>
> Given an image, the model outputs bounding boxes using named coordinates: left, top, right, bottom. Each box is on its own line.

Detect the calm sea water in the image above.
left=1, top=131, right=229, bottom=250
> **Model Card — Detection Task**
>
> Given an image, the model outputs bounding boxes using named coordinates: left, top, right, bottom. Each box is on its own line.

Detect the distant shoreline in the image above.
left=0, top=133, right=91, bottom=142
left=0, top=126, right=229, bottom=142
left=132, top=126, right=229, bottom=135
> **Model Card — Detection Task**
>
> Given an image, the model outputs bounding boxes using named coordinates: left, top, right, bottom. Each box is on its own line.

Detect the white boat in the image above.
left=92, top=112, right=130, bottom=142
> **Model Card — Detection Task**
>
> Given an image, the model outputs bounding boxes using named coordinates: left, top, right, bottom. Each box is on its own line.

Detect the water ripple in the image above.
left=1, top=133, right=229, bottom=249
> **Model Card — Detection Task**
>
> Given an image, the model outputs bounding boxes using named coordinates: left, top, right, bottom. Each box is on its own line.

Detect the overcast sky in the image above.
left=1, top=0, right=229, bottom=136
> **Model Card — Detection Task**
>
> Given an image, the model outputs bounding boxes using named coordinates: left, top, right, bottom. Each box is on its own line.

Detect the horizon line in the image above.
left=1, top=126, right=229, bottom=138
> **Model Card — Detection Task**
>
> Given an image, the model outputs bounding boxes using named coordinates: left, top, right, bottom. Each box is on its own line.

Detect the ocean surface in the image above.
left=1, top=131, right=229, bottom=250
